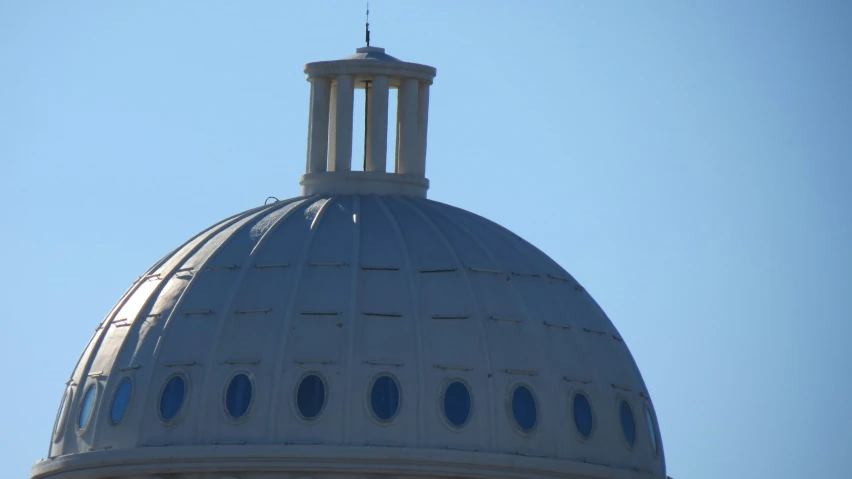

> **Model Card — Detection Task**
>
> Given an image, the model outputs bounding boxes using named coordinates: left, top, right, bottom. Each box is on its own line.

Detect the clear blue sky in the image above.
left=2, top=1, right=850, bottom=478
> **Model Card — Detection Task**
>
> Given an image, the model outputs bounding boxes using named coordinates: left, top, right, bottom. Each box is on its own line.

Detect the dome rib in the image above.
left=193, top=196, right=314, bottom=441
left=341, top=195, right=361, bottom=443
left=266, top=196, right=336, bottom=441
left=395, top=197, right=498, bottom=450
left=374, top=196, right=426, bottom=444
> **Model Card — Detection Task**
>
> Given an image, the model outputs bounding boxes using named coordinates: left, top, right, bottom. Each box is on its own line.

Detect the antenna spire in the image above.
left=365, top=2, right=370, bottom=46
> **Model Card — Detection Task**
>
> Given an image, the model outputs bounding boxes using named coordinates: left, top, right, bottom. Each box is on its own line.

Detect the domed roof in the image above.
left=33, top=43, right=666, bottom=479
left=37, top=195, right=665, bottom=479
left=340, top=45, right=402, bottom=62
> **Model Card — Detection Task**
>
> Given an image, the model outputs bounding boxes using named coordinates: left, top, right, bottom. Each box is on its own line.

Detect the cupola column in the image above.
left=366, top=75, right=389, bottom=172
left=396, top=78, right=420, bottom=175
left=329, top=75, right=355, bottom=171
left=306, top=77, right=331, bottom=173
left=417, top=82, right=430, bottom=173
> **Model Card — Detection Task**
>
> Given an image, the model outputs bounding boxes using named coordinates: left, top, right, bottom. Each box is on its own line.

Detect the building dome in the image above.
left=32, top=45, right=665, bottom=479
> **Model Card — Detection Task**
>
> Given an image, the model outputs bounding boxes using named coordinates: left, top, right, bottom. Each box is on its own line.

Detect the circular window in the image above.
left=225, top=373, right=253, bottom=419
left=110, top=378, right=132, bottom=425
left=572, top=392, right=594, bottom=438
left=645, top=406, right=659, bottom=454
left=510, top=385, right=537, bottom=432
left=77, top=385, right=96, bottom=430
left=159, top=375, right=186, bottom=421
left=442, top=380, right=471, bottom=428
left=52, top=389, right=72, bottom=440
left=296, top=374, right=326, bottom=419
left=619, top=399, right=636, bottom=446
left=370, top=375, right=400, bottom=421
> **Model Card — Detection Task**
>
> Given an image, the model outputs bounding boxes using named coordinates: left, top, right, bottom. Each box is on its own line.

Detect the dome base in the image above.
left=31, top=445, right=661, bottom=479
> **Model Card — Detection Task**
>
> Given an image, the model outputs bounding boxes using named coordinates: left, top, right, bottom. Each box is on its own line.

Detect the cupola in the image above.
left=301, top=46, right=436, bottom=197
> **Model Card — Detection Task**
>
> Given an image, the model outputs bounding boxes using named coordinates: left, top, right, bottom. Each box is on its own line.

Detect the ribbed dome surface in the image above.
left=46, top=195, right=664, bottom=477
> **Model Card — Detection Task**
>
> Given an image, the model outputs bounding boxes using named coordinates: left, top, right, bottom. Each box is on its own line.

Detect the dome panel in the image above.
left=382, top=200, right=475, bottom=322
left=383, top=199, right=459, bottom=272
left=355, top=197, right=413, bottom=315
left=417, top=202, right=548, bottom=381
left=357, top=196, right=405, bottom=269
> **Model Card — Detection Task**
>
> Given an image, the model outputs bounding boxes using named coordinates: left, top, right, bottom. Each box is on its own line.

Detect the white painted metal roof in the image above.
left=37, top=195, right=665, bottom=479
left=340, top=46, right=402, bottom=62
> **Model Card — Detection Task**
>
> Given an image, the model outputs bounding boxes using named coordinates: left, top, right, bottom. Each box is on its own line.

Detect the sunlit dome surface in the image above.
left=33, top=45, right=665, bottom=479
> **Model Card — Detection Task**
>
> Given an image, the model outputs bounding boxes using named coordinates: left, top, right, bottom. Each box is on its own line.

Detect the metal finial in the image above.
left=365, top=2, right=370, bottom=46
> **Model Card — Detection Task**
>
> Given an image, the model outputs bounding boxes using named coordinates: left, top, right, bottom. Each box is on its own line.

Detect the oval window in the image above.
left=225, top=373, right=253, bottom=419
left=370, top=375, right=400, bottom=421
left=572, top=392, right=594, bottom=438
left=443, top=381, right=471, bottom=427
left=52, top=389, right=71, bottom=439
left=296, top=374, right=326, bottom=419
left=110, top=379, right=132, bottom=424
left=511, top=385, right=537, bottom=432
left=78, top=385, right=96, bottom=430
left=645, top=406, right=659, bottom=454
left=620, top=399, right=636, bottom=446
left=159, top=375, right=186, bottom=421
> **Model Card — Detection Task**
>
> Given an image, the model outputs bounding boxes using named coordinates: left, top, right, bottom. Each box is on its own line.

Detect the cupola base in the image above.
left=299, top=171, right=429, bottom=197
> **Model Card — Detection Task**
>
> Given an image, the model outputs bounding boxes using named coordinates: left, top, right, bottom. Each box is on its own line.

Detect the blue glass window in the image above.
left=53, top=389, right=70, bottom=438
left=645, top=407, right=658, bottom=454
left=370, top=375, right=400, bottom=421
left=78, top=385, right=96, bottom=430
left=620, top=400, right=636, bottom=446
left=296, top=374, right=326, bottom=419
left=511, top=385, right=537, bottom=432
left=110, top=379, right=132, bottom=424
left=225, top=373, right=253, bottom=419
left=572, top=392, right=593, bottom=438
left=443, top=381, right=471, bottom=427
left=159, top=375, right=186, bottom=421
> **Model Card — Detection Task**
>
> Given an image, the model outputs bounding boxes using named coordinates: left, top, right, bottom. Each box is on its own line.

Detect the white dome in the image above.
left=36, top=195, right=665, bottom=479
left=33, top=44, right=667, bottom=479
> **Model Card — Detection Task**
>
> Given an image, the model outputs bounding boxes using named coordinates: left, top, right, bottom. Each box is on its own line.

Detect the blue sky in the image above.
left=2, top=1, right=851, bottom=478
